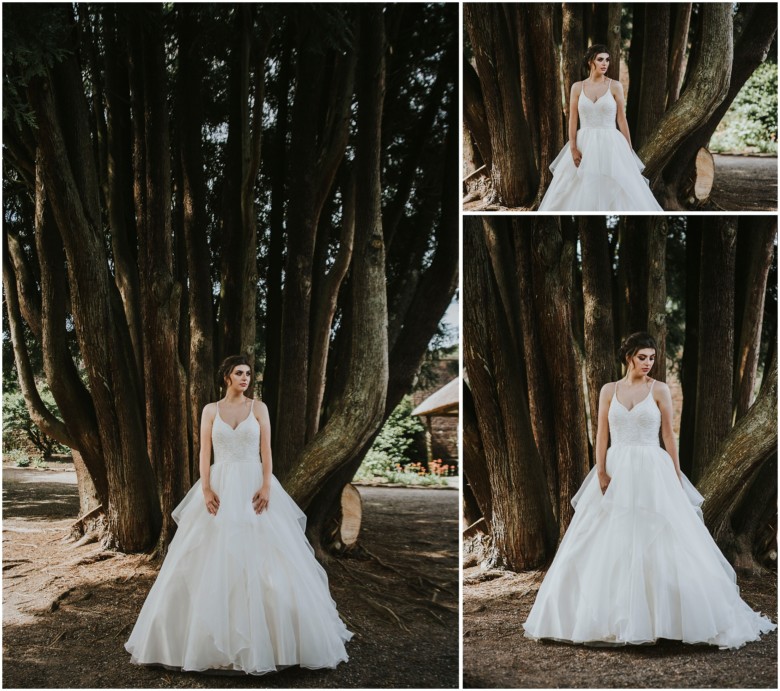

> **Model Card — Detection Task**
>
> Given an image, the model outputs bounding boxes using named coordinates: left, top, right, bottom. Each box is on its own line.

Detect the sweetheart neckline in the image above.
left=579, top=87, right=612, bottom=105
left=613, top=388, right=655, bottom=414
left=216, top=406, right=256, bottom=432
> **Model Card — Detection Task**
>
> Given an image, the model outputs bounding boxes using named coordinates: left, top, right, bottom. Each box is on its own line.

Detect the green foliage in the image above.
left=2, top=389, right=69, bottom=458
left=353, top=396, right=454, bottom=485
left=710, top=61, right=778, bottom=154
left=362, top=396, right=426, bottom=468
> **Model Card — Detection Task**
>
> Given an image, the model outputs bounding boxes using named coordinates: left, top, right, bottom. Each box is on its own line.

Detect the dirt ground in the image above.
left=463, top=566, right=778, bottom=689
left=463, top=154, right=777, bottom=212
left=2, top=462, right=459, bottom=689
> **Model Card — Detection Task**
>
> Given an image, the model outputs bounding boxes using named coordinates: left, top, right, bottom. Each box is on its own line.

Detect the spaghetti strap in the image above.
left=613, top=381, right=618, bottom=399
left=649, top=379, right=655, bottom=392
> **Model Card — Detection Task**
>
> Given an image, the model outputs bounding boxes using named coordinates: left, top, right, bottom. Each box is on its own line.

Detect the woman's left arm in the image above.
left=612, top=81, right=633, bottom=149
left=253, top=401, right=273, bottom=513
left=657, top=382, right=683, bottom=483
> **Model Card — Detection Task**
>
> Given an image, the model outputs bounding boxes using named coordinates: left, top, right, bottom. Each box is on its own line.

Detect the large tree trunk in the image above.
left=639, top=4, right=733, bottom=184
left=692, top=219, right=737, bottom=482
left=635, top=4, right=669, bottom=149
left=464, top=219, right=556, bottom=568
left=699, top=353, right=777, bottom=547
left=464, top=4, right=536, bottom=206
left=531, top=218, right=589, bottom=535
left=733, top=220, right=776, bottom=421
left=128, top=8, right=190, bottom=551
left=176, top=7, right=215, bottom=483
left=580, top=218, right=617, bottom=445
left=284, top=6, right=387, bottom=511
left=28, top=67, right=161, bottom=551
left=561, top=4, right=584, bottom=104
left=462, top=61, right=492, bottom=172
left=663, top=4, right=777, bottom=206
left=646, top=217, right=668, bottom=382
left=463, top=382, right=492, bottom=528
left=667, top=3, right=692, bottom=106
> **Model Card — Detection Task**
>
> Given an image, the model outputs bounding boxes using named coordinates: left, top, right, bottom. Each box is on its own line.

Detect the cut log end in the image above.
left=694, top=147, right=714, bottom=201
left=339, top=483, right=362, bottom=548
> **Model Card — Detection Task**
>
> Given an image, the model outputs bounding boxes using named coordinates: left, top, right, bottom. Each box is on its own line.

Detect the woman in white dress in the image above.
left=523, top=333, right=775, bottom=649
left=539, top=45, right=663, bottom=211
left=125, top=355, right=352, bottom=674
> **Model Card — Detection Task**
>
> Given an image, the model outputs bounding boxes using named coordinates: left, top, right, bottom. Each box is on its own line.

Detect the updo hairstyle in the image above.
left=218, top=354, right=253, bottom=393
left=582, top=43, right=610, bottom=77
left=618, top=332, right=657, bottom=368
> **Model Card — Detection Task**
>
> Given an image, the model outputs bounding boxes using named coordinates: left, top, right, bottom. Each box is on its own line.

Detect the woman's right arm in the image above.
left=569, top=82, right=582, bottom=167
left=595, top=383, right=612, bottom=493
left=200, top=404, right=220, bottom=515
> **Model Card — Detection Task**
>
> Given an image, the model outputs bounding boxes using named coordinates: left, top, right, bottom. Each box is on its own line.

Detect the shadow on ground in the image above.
left=463, top=567, right=777, bottom=689
left=3, top=465, right=459, bottom=689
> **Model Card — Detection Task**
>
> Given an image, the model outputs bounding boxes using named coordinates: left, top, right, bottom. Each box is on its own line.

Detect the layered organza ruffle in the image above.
left=125, top=461, right=352, bottom=674
left=523, top=444, right=776, bottom=649
left=538, top=128, right=663, bottom=211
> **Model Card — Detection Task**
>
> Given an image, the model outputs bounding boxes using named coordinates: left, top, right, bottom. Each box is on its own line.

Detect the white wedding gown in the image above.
left=523, top=382, right=776, bottom=649
left=125, top=399, right=352, bottom=673
left=538, top=80, right=663, bottom=211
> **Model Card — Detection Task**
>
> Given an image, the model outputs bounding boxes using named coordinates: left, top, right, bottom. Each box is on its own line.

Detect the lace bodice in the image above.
left=578, top=81, right=617, bottom=130
left=608, top=381, right=660, bottom=447
left=212, top=399, right=260, bottom=464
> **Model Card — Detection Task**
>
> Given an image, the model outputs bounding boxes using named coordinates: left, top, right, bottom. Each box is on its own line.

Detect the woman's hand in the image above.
left=570, top=147, right=582, bottom=167
left=598, top=470, right=611, bottom=494
left=203, top=487, right=220, bottom=515
left=252, top=484, right=270, bottom=514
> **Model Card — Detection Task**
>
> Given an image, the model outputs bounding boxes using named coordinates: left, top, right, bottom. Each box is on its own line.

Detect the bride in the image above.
left=125, top=355, right=352, bottom=674
left=538, top=45, right=663, bottom=211
left=523, top=333, right=775, bottom=649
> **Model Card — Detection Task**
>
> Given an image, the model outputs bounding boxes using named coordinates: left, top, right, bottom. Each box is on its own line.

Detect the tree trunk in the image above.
left=28, top=71, right=161, bottom=551
left=667, top=3, right=692, bottom=106
left=464, top=3, right=536, bottom=206
left=699, top=354, right=777, bottom=542
left=646, top=217, right=668, bottom=382
left=605, top=3, right=622, bottom=82
left=561, top=4, right=584, bottom=103
left=464, top=219, right=556, bottom=568
left=733, top=220, right=776, bottom=421
left=580, top=218, right=617, bottom=445
left=626, top=4, right=644, bottom=136
left=692, top=219, right=736, bottom=482
left=128, top=8, right=189, bottom=551
left=463, top=381, right=493, bottom=528
left=678, top=219, right=701, bottom=476
left=462, top=60, right=493, bottom=172
left=662, top=4, right=777, bottom=207
left=635, top=4, right=669, bottom=150
left=516, top=4, right=564, bottom=207
left=531, top=217, right=590, bottom=535
left=639, top=4, right=733, bottom=183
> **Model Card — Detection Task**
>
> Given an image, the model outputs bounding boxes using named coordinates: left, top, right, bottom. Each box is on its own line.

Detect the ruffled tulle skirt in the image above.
left=538, top=127, right=663, bottom=211
left=523, top=444, right=776, bottom=649
left=125, top=461, right=352, bottom=674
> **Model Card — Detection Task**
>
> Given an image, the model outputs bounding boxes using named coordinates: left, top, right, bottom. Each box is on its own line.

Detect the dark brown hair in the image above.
left=618, top=332, right=657, bottom=367
left=582, top=43, right=610, bottom=76
left=218, top=354, right=253, bottom=394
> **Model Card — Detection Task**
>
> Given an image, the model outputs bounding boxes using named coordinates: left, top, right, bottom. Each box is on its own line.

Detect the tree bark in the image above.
left=531, top=217, right=590, bottom=535
left=580, top=218, right=617, bottom=445
left=605, top=3, right=622, bottom=82
left=639, top=4, right=733, bottom=182
left=561, top=4, right=584, bottom=103
left=462, top=60, right=493, bottom=173
left=699, top=353, right=776, bottom=543
left=635, top=4, right=669, bottom=150
left=463, top=381, right=493, bottom=528
left=733, top=220, right=776, bottom=421
left=667, top=3, right=692, bottom=106
left=646, top=217, right=668, bottom=382
left=692, top=219, right=736, bottom=482
left=464, top=219, right=556, bottom=568
left=464, top=3, right=536, bottom=206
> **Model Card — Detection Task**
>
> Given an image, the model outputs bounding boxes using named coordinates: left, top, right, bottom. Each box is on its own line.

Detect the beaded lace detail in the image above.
left=213, top=399, right=259, bottom=464
left=608, top=381, right=660, bottom=447
left=578, top=80, right=617, bottom=129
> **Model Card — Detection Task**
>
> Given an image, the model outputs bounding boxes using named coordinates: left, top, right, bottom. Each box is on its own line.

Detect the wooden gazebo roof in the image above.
left=412, top=378, right=459, bottom=417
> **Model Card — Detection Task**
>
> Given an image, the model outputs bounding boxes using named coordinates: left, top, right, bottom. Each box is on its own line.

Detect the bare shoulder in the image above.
left=253, top=398, right=270, bottom=417
left=611, top=79, right=624, bottom=93
left=652, top=380, right=671, bottom=396
left=201, top=401, right=218, bottom=421
left=570, top=80, right=581, bottom=93
left=600, top=381, right=618, bottom=395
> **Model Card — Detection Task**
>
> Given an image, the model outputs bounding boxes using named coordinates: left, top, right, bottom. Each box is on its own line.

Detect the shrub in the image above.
left=710, top=61, right=778, bottom=154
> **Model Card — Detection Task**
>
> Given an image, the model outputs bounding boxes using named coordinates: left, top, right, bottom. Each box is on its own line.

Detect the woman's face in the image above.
left=628, top=348, right=655, bottom=374
left=591, top=53, right=610, bottom=74
left=226, top=365, right=251, bottom=392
